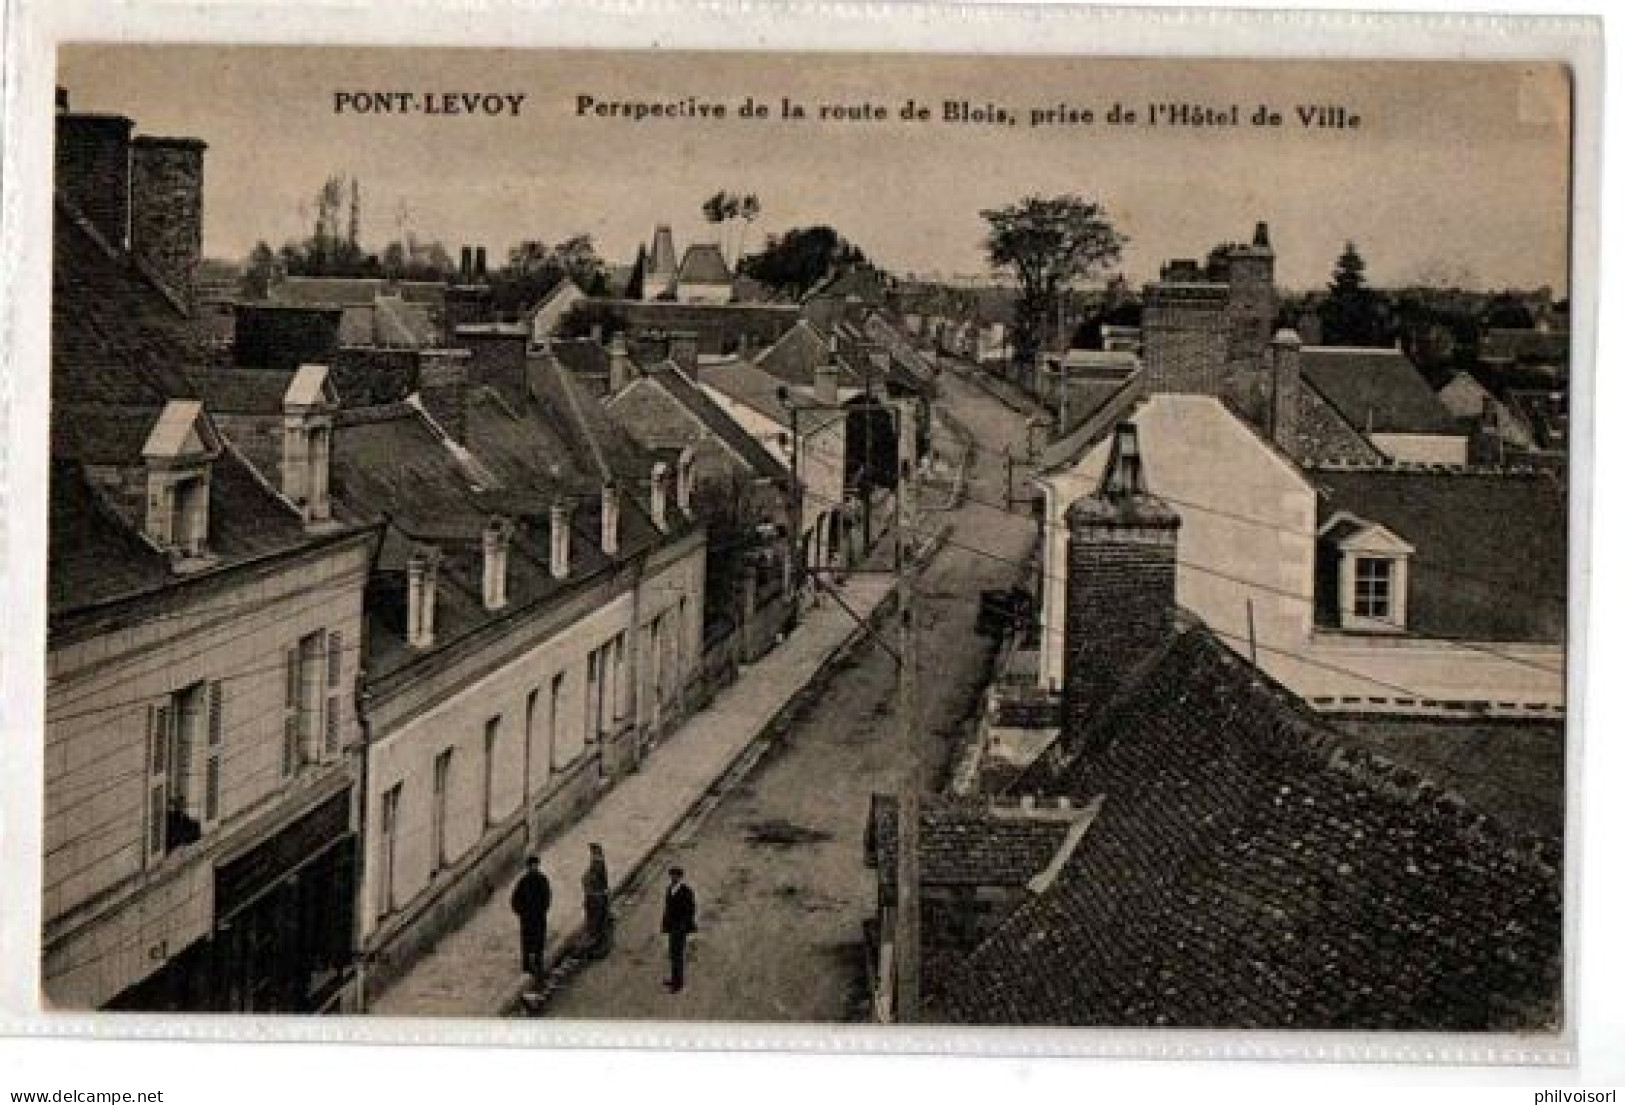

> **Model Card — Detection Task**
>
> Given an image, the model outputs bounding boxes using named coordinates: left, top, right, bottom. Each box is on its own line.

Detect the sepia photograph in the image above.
left=32, top=43, right=1577, bottom=1039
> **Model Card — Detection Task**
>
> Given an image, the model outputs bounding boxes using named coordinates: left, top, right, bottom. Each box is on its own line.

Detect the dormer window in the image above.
left=1318, top=512, right=1414, bottom=633
left=141, top=399, right=223, bottom=569
left=282, top=364, right=338, bottom=525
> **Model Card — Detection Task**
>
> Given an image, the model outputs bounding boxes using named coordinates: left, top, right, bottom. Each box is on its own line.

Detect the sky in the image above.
left=56, top=46, right=1572, bottom=293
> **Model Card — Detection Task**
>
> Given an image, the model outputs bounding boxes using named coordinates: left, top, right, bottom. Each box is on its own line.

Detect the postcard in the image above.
left=0, top=6, right=1602, bottom=1069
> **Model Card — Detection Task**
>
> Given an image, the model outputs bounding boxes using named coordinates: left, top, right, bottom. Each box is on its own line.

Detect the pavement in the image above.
left=367, top=572, right=897, bottom=1018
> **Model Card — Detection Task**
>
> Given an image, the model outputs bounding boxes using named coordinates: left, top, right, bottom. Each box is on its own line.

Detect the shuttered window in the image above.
left=145, top=703, right=170, bottom=864
left=282, top=647, right=300, bottom=779
left=204, top=681, right=223, bottom=824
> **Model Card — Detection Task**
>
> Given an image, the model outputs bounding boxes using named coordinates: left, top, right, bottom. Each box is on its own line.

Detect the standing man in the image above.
left=660, top=866, right=697, bottom=992
left=511, top=855, right=551, bottom=981
left=581, top=843, right=612, bottom=959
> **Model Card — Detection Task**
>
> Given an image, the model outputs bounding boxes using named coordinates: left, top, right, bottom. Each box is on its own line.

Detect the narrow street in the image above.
left=540, top=367, right=1036, bottom=1021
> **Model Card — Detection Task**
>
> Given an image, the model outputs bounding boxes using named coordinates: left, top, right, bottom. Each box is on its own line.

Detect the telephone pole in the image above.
left=893, top=397, right=922, bottom=1022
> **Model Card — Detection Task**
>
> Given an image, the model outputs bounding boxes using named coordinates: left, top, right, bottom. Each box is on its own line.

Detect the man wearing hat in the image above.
left=510, top=855, right=552, bottom=980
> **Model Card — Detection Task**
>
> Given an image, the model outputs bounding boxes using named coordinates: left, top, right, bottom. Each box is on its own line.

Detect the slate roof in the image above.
left=676, top=243, right=732, bottom=286
left=275, top=276, right=447, bottom=311
left=698, top=359, right=796, bottom=428
left=753, top=320, right=863, bottom=388
left=335, top=395, right=679, bottom=681
left=638, top=363, right=790, bottom=481
left=50, top=198, right=364, bottom=625
left=867, top=795, right=1075, bottom=888
left=1310, top=466, right=1567, bottom=642
left=1300, top=347, right=1461, bottom=436
left=932, top=624, right=1562, bottom=1030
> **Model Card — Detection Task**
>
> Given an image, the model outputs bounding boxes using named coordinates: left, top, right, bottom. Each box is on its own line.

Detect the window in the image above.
left=324, top=630, right=342, bottom=759
left=143, top=681, right=216, bottom=865
left=547, top=672, right=565, bottom=769
left=524, top=688, right=540, bottom=791
left=431, top=749, right=453, bottom=872
left=378, top=784, right=402, bottom=918
left=172, top=476, right=208, bottom=557
left=611, top=633, right=628, bottom=721
left=283, top=630, right=331, bottom=777
left=1353, top=557, right=1393, bottom=621
left=482, top=716, right=500, bottom=828
left=585, top=648, right=602, bottom=742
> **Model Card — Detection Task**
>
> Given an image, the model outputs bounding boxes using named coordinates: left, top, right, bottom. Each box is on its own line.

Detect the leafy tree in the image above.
left=488, top=235, right=608, bottom=316
left=1319, top=241, right=1388, bottom=347
left=240, top=240, right=281, bottom=299
left=738, top=225, right=868, bottom=299
left=980, top=195, right=1124, bottom=367
left=690, top=471, right=782, bottom=635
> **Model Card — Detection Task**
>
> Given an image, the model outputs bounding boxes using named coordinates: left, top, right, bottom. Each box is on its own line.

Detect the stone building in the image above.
left=886, top=426, right=1562, bottom=1029
left=46, top=104, right=377, bottom=1011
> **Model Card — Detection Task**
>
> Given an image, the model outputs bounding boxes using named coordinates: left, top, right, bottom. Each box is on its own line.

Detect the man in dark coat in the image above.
left=581, top=843, right=612, bottom=959
left=511, top=855, right=551, bottom=980
left=660, top=866, right=697, bottom=992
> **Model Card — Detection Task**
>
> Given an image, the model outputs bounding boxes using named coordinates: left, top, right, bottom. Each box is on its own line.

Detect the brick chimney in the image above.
left=55, top=109, right=135, bottom=249
left=549, top=499, right=573, bottom=580
left=417, top=349, right=471, bottom=442
left=130, top=135, right=206, bottom=312
left=482, top=517, right=513, bottom=611
left=1269, top=328, right=1302, bottom=453
left=475, top=246, right=488, bottom=280
left=407, top=549, right=441, bottom=650
left=669, top=331, right=699, bottom=372
left=676, top=448, right=695, bottom=517
left=608, top=332, right=636, bottom=393
left=1062, top=422, right=1181, bottom=736
left=600, top=481, right=620, bottom=556
left=459, top=246, right=474, bottom=282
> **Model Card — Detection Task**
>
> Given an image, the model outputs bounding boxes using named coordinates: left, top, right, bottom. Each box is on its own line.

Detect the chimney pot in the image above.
left=407, top=549, right=440, bottom=649
left=475, top=246, right=487, bottom=279
left=550, top=499, right=573, bottom=579
left=482, top=517, right=512, bottom=611
left=460, top=246, right=473, bottom=281
left=1269, top=328, right=1302, bottom=454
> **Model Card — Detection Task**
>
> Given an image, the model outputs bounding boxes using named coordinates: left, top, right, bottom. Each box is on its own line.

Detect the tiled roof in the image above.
left=676, top=243, right=731, bottom=286
left=868, top=795, right=1074, bottom=888
left=51, top=198, right=361, bottom=624
left=335, top=397, right=675, bottom=680
left=1311, top=465, right=1567, bottom=642
left=274, top=276, right=446, bottom=311
left=934, top=625, right=1561, bottom=1029
left=188, top=368, right=293, bottom=415
left=754, top=320, right=862, bottom=388
left=1300, top=347, right=1461, bottom=436
left=697, top=359, right=795, bottom=429
left=640, top=363, right=789, bottom=481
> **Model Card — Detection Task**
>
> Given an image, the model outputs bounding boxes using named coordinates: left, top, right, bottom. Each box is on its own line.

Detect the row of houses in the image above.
left=45, top=103, right=712, bottom=1012
left=865, top=225, right=1567, bottom=1028
left=44, top=96, right=953, bottom=1013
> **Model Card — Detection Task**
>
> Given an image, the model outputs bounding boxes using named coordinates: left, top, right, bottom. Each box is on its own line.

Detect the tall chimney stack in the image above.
left=482, top=517, right=513, bottom=611
left=608, top=332, right=636, bottom=394
left=550, top=499, right=573, bottom=579
left=55, top=110, right=135, bottom=250
left=460, top=246, right=474, bottom=282
left=130, top=135, right=207, bottom=313
left=1269, top=328, right=1302, bottom=455
left=407, top=549, right=441, bottom=650
left=600, top=481, right=620, bottom=556
left=1062, top=422, right=1181, bottom=738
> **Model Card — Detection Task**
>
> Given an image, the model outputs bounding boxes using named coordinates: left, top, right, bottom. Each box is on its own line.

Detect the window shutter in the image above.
left=283, top=718, right=299, bottom=779
left=283, top=647, right=300, bottom=778
left=145, top=703, right=169, bottom=863
left=324, top=695, right=340, bottom=759
left=204, top=682, right=223, bottom=823
left=327, top=630, right=342, bottom=688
